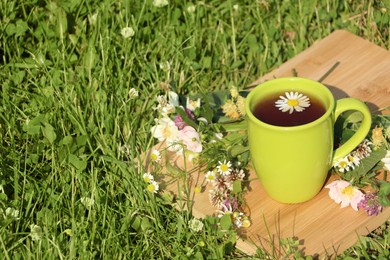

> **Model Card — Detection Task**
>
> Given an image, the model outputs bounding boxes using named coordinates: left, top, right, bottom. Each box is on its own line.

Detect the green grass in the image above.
left=0, top=0, right=389, bottom=259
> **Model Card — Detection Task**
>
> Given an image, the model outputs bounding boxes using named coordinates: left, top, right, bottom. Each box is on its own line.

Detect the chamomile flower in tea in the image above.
left=275, top=91, right=311, bottom=114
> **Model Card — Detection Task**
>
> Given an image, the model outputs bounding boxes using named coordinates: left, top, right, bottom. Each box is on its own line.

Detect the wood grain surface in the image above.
left=146, top=30, right=390, bottom=258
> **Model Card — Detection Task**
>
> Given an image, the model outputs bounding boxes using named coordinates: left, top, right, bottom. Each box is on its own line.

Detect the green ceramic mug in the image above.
left=245, top=77, right=372, bottom=203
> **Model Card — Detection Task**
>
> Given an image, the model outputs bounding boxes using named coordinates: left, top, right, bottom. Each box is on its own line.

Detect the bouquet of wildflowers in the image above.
left=326, top=111, right=390, bottom=216
left=147, top=86, right=251, bottom=229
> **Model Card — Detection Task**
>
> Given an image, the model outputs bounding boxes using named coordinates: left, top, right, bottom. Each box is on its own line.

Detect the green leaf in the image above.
left=68, top=154, right=87, bottom=172
left=24, top=124, right=41, bottom=135
left=176, top=108, right=198, bottom=129
left=166, top=159, right=186, bottom=177
left=232, top=180, right=242, bottom=195
left=42, top=122, right=57, bottom=144
left=219, top=214, right=232, bottom=230
left=130, top=216, right=152, bottom=232
left=345, top=146, right=387, bottom=185
left=200, top=93, right=215, bottom=123
left=15, top=20, right=29, bottom=37
left=378, top=181, right=390, bottom=206
left=59, top=135, right=74, bottom=146
left=230, top=144, right=249, bottom=157
left=343, top=111, right=363, bottom=124
left=202, top=56, right=212, bottom=69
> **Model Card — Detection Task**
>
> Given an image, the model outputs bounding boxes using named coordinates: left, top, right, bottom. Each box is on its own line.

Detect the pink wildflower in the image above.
left=179, top=126, right=202, bottom=153
left=325, top=180, right=364, bottom=211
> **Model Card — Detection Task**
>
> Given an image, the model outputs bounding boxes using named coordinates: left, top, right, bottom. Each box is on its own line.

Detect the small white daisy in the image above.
left=217, top=160, right=232, bottom=176
left=150, top=149, right=161, bottom=163
left=334, top=157, right=354, bottom=173
left=205, top=170, right=216, bottom=183
left=347, top=154, right=360, bottom=167
left=147, top=180, right=159, bottom=193
left=275, top=91, right=311, bottom=114
left=232, top=212, right=244, bottom=228
left=143, top=172, right=154, bottom=183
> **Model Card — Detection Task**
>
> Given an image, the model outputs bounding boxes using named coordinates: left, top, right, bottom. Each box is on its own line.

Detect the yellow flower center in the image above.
left=150, top=154, right=157, bottom=161
left=144, top=176, right=151, bottom=183
left=207, top=175, right=214, bottom=180
left=220, top=164, right=229, bottom=172
left=339, top=161, right=348, bottom=169
left=287, top=99, right=299, bottom=107
left=147, top=183, right=156, bottom=192
left=341, top=185, right=354, bottom=199
left=242, top=220, right=251, bottom=228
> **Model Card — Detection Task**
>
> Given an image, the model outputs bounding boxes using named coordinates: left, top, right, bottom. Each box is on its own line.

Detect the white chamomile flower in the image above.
left=334, top=157, right=354, bottom=173
left=205, top=170, right=216, bottom=182
left=147, top=180, right=159, bottom=193
left=347, top=154, right=360, bottom=167
left=150, top=149, right=161, bottom=163
left=275, top=91, right=311, bottom=114
left=217, top=160, right=232, bottom=176
left=143, top=172, right=154, bottom=183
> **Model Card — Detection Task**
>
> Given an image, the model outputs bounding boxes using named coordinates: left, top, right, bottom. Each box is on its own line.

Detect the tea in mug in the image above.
left=252, top=92, right=326, bottom=127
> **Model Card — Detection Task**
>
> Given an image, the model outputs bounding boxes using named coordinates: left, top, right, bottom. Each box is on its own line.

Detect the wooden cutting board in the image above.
left=146, top=30, right=390, bottom=258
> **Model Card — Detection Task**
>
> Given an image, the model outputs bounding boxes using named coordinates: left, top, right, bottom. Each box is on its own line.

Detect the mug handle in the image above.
left=333, top=98, right=372, bottom=162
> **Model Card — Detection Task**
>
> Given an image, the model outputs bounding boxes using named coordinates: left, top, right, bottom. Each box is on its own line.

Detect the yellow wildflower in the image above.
left=230, top=87, right=239, bottom=99
left=222, top=99, right=240, bottom=120
left=372, top=126, right=385, bottom=147
left=236, top=96, right=246, bottom=117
